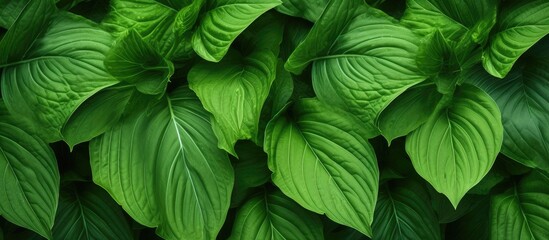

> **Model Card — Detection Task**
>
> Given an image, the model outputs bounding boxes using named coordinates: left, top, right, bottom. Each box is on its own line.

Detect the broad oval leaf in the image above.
left=101, top=0, right=198, bottom=60
left=406, top=84, right=503, bottom=207
left=372, top=180, right=441, bottom=240
left=53, top=183, right=133, bottom=240
left=0, top=103, right=59, bottom=239
left=470, top=42, right=549, bottom=172
left=91, top=87, right=234, bottom=240
left=482, top=0, right=549, bottom=78
left=264, top=98, right=379, bottom=236
left=229, top=190, right=323, bottom=240
left=491, top=171, right=549, bottom=239
left=401, top=0, right=497, bottom=43
left=286, top=0, right=426, bottom=128
left=104, top=29, right=174, bottom=95
left=188, top=50, right=277, bottom=155
left=1, top=12, right=118, bottom=142
left=192, top=0, right=281, bottom=62
left=377, top=84, right=442, bottom=144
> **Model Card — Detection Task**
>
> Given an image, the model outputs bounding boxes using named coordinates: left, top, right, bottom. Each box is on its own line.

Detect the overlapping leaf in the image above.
left=91, top=87, right=233, bottom=240
left=491, top=171, right=549, bottom=239
left=229, top=190, right=323, bottom=240
left=275, top=0, right=328, bottom=22
left=286, top=0, right=426, bottom=128
left=1, top=10, right=118, bottom=142
left=264, top=98, right=379, bottom=236
left=0, top=103, right=59, bottom=239
left=53, top=184, right=133, bottom=240
left=482, top=0, right=549, bottom=78
left=406, top=84, right=503, bottom=207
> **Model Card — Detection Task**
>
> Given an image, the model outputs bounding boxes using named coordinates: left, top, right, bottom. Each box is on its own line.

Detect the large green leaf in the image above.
left=192, top=0, right=281, bottom=62
left=275, top=0, right=328, bottom=22
left=0, top=103, right=59, bottom=239
left=377, top=84, right=442, bottom=144
left=91, top=87, right=233, bottom=240
left=491, top=171, right=549, bottom=239
left=286, top=0, right=426, bottom=128
left=104, top=29, right=174, bottom=95
left=1, top=12, right=118, bottom=142
left=101, top=0, right=200, bottom=59
left=401, top=0, right=497, bottom=43
left=61, top=87, right=136, bottom=149
left=406, top=84, right=503, bottom=207
left=264, top=98, right=379, bottom=236
left=229, top=190, right=324, bottom=240
left=53, top=183, right=133, bottom=240
left=372, top=180, right=440, bottom=240
left=482, top=0, right=549, bottom=78
left=470, top=46, right=549, bottom=172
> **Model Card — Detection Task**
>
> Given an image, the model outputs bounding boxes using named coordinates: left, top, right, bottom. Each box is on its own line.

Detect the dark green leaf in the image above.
left=491, top=171, right=549, bottom=239
left=275, top=0, right=328, bottom=22
left=264, top=98, right=379, bottom=236
left=372, top=180, right=440, bottom=240
left=0, top=102, right=59, bottom=239
left=229, top=190, right=324, bottom=240
left=406, top=84, right=503, bottom=207
left=104, top=29, right=174, bottom=95
left=445, top=197, right=489, bottom=240
left=53, top=184, right=133, bottom=240
left=0, top=0, right=29, bottom=29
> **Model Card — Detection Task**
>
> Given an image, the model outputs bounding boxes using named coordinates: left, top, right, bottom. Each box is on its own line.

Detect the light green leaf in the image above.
left=286, top=0, right=426, bottom=127
left=189, top=50, right=277, bottom=155
left=61, top=87, right=136, bottom=149
left=470, top=45, right=549, bottom=172
left=377, top=84, right=442, bottom=144
left=53, top=183, right=133, bottom=240
left=482, top=0, right=549, bottom=78
left=401, top=0, right=497, bottom=43
left=91, top=87, right=233, bottom=240
left=1, top=12, right=118, bottom=142
left=275, top=0, right=328, bottom=22
left=104, top=30, right=174, bottom=95
left=0, top=0, right=56, bottom=64
left=0, top=102, right=59, bottom=239
left=491, top=171, right=549, bottom=239
left=192, top=0, right=281, bottom=62
left=229, top=190, right=324, bottom=240
left=372, top=180, right=441, bottom=240
left=264, top=98, right=379, bottom=236
left=101, top=0, right=198, bottom=60
left=406, top=84, right=503, bottom=208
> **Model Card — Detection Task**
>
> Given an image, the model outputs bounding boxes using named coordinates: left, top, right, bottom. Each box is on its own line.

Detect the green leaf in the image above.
left=406, top=84, right=503, bottom=208
left=101, top=0, right=198, bottom=60
left=286, top=0, right=426, bottom=127
left=446, top=197, right=489, bottom=240
left=0, top=0, right=29, bottom=29
left=91, top=86, right=233, bottom=240
left=229, top=190, right=324, bottom=240
left=189, top=50, right=277, bottom=155
left=53, top=183, right=133, bottom=240
left=491, top=171, right=549, bottom=239
left=0, top=0, right=56, bottom=64
left=61, top=87, right=136, bottom=149
left=1, top=12, right=118, bottom=142
left=275, top=0, right=328, bottom=22
left=372, top=180, right=441, bottom=240
left=470, top=48, right=549, bottom=172
left=0, top=102, right=59, bottom=239
left=264, top=98, right=379, bottom=236
left=377, top=84, right=442, bottom=144
left=401, top=0, right=497, bottom=43
left=482, top=0, right=549, bottom=78
left=233, top=141, right=270, bottom=190
left=104, top=30, right=174, bottom=95
left=192, top=0, right=281, bottom=62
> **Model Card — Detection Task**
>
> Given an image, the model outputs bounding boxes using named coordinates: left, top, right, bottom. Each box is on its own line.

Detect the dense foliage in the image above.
left=1, top=0, right=549, bottom=239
